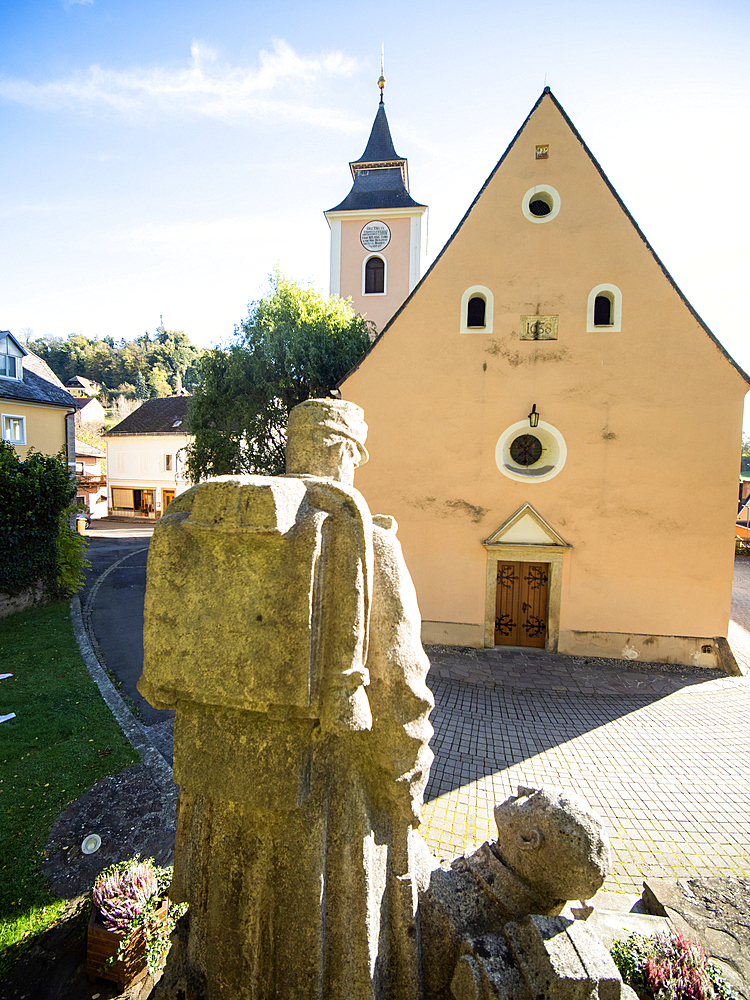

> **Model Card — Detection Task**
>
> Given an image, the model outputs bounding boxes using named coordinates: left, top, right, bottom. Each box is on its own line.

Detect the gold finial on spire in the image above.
left=378, top=44, right=385, bottom=102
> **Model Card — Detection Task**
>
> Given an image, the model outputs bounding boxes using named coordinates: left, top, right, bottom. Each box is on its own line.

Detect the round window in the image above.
left=495, top=419, right=567, bottom=483
left=529, top=198, right=551, bottom=217
left=510, top=434, right=543, bottom=466
left=522, top=185, right=561, bottom=224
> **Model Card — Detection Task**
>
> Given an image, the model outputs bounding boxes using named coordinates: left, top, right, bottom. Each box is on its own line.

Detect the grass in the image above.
left=0, top=600, right=137, bottom=976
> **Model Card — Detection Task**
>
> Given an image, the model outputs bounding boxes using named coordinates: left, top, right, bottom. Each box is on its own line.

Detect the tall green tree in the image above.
left=186, top=271, right=373, bottom=480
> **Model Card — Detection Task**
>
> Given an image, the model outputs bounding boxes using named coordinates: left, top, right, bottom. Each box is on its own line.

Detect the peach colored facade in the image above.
left=341, top=90, right=749, bottom=669
left=327, top=210, right=427, bottom=333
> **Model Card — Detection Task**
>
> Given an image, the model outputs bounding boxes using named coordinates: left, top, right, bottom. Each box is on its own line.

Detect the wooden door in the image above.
left=495, top=561, right=550, bottom=648
left=163, top=489, right=175, bottom=511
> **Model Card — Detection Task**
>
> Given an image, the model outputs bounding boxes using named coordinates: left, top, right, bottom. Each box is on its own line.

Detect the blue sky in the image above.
left=1, top=0, right=749, bottom=412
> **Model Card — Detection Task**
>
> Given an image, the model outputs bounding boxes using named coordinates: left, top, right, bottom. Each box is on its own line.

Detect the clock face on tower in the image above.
left=360, top=221, right=391, bottom=252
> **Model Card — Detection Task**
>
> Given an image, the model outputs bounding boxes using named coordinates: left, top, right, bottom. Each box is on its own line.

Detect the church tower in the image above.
left=325, top=75, right=427, bottom=334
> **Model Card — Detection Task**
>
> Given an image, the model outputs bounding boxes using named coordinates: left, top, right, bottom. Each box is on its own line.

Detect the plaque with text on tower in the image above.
left=360, top=221, right=391, bottom=252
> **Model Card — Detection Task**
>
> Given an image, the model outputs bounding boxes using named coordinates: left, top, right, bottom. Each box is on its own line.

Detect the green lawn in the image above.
left=0, top=600, right=137, bottom=974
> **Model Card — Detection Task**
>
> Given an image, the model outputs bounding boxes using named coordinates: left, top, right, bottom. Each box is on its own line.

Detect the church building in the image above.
left=339, top=87, right=748, bottom=669
left=325, top=74, right=427, bottom=334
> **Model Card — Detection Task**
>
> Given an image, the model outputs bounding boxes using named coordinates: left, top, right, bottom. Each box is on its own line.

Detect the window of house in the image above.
left=460, top=286, right=494, bottom=334
left=0, top=335, right=23, bottom=380
left=139, top=453, right=148, bottom=472
left=2, top=414, right=26, bottom=444
left=165, top=454, right=173, bottom=471
left=116, top=452, right=125, bottom=472
left=586, top=284, right=622, bottom=332
left=364, top=256, right=385, bottom=294
left=467, top=296, right=486, bottom=328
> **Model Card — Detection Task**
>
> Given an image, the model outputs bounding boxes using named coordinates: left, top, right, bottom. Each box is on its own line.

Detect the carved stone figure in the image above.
left=138, top=398, right=434, bottom=1000
left=419, top=786, right=621, bottom=1000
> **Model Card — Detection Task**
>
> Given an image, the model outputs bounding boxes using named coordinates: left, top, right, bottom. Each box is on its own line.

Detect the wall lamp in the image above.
left=528, top=404, right=540, bottom=428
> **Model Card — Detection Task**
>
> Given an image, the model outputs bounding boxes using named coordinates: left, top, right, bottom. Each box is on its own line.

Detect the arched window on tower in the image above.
left=364, top=256, right=385, bottom=294
left=467, top=296, right=486, bottom=328
left=594, top=295, right=612, bottom=326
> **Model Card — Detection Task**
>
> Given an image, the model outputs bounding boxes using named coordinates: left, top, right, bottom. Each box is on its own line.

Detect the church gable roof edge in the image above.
left=544, top=89, right=750, bottom=386
left=339, top=88, right=750, bottom=388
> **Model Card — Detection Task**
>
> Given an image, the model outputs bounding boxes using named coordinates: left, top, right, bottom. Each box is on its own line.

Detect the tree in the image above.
left=186, top=271, right=373, bottom=481
left=134, top=372, right=150, bottom=400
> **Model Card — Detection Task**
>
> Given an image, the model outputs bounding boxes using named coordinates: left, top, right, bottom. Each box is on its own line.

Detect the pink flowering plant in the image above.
left=611, top=930, right=739, bottom=1000
left=92, top=855, right=187, bottom=975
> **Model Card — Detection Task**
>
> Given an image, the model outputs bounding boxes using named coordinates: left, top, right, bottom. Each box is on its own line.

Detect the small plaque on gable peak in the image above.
left=520, top=315, right=558, bottom=341
left=535, top=144, right=549, bottom=159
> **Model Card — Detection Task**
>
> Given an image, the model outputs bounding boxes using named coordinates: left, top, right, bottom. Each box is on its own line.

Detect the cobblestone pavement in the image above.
left=420, top=588, right=750, bottom=893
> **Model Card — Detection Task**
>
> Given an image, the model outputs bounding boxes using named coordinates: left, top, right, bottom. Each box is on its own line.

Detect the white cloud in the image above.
left=0, top=39, right=361, bottom=128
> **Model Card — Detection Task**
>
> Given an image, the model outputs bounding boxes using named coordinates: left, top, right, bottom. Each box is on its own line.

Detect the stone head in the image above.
left=493, top=786, right=610, bottom=905
left=286, top=398, right=369, bottom=486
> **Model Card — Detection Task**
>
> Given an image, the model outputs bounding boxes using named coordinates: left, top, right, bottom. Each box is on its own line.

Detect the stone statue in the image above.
left=139, top=399, right=435, bottom=1000
left=419, top=786, right=623, bottom=1000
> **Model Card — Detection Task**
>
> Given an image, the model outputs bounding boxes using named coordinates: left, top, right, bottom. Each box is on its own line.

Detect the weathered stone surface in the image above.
left=140, top=399, right=434, bottom=1000
left=420, top=786, right=613, bottom=999
left=642, top=877, right=750, bottom=999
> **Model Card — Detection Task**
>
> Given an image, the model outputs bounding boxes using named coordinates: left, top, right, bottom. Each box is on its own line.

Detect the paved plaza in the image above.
left=421, top=644, right=750, bottom=894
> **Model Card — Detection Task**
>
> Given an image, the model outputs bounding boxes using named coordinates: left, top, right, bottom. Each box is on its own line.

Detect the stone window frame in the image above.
left=495, top=419, right=567, bottom=483
left=587, top=283, right=622, bottom=332
left=521, top=184, right=561, bottom=224
left=460, top=285, right=494, bottom=335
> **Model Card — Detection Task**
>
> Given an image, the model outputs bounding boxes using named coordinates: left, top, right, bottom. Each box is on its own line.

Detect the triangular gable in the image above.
left=484, top=504, right=569, bottom=548
left=1, top=332, right=28, bottom=358
left=340, top=88, right=750, bottom=388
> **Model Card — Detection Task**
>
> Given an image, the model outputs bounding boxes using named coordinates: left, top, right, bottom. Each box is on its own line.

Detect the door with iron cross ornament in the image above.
left=494, top=561, right=550, bottom=648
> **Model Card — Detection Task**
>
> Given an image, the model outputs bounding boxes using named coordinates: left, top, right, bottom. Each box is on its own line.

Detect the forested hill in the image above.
left=28, top=328, right=204, bottom=400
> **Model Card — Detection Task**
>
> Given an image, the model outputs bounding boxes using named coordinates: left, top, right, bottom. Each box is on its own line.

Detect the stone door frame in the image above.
left=483, top=544, right=565, bottom=652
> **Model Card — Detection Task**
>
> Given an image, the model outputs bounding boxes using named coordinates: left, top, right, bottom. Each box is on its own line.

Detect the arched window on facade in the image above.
left=460, top=286, right=494, bottom=334
left=467, top=296, right=486, bottom=328
left=587, top=284, right=622, bottom=332
left=364, top=256, right=385, bottom=294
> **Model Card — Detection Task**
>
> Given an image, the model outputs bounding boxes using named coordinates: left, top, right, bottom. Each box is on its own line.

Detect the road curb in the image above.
left=70, top=578, right=174, bottom=792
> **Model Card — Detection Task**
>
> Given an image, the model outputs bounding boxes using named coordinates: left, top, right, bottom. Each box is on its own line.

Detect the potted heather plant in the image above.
left=87, top=855, right=187, bottom=988
left=611, top=930, right=740, bottom=1000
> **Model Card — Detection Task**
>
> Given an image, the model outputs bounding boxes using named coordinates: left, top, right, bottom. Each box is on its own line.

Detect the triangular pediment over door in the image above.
left=482, top=504, right=570, bottom=650
left=484, top=503, right=570, bottom=548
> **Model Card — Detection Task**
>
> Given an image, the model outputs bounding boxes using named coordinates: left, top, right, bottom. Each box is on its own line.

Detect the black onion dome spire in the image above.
left=327, top=94, right=425, bottom=213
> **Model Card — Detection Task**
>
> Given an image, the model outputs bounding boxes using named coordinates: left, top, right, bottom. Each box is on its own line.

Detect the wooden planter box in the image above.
left=86, top=900, right=168, bottom=987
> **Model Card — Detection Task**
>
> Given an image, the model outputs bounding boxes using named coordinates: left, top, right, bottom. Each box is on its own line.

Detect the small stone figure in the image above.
left=139, top=399, right=434, bottom=1000
left=419, top=786, right=626, bottom=1000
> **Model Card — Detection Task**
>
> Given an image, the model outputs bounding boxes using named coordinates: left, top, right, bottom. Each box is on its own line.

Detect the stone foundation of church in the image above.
left=421, top=621, right=741, bottom=674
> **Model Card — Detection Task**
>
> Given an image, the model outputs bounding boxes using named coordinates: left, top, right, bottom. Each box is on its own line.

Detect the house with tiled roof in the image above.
left=74, top=438, right=107, bottom=519
left=340, top=88, right=749, bottom=671
left=64, top=375, right=102, bottom=398
left=0, top=331, right=76, bottom=465
left=104, top=396, right=192, bottom=518
left=325, top=77, right=427, bottom=334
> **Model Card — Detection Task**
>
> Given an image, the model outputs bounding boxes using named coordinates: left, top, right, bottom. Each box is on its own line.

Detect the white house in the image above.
left=105, top=396, right=192, bottom=518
